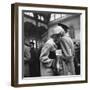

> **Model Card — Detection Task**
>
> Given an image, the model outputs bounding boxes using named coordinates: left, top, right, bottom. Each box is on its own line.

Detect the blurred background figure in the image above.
left=24, top=44, right=31, bottom=77
left=24, top=38, right=31, bottom=77
left=74, top=41, right=80, bottom=75
left=29, top=41, right=40, bottom=77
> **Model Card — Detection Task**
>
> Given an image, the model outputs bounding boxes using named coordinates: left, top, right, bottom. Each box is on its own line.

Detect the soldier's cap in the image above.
left=58, top=23, right=69, bottom=32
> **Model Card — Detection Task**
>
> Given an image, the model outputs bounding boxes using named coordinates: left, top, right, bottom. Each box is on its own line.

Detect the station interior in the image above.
left=24, top=11, right=80, bottom=77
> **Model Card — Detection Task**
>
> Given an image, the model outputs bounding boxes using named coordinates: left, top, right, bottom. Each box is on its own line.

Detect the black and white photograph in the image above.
left=23, top=11, right=80, bottom=77
left=11, top=3, right=88, bottom=87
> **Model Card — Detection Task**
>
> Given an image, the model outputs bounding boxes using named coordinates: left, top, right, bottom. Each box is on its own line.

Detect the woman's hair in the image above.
left=49, top=25, right=65, bottom=38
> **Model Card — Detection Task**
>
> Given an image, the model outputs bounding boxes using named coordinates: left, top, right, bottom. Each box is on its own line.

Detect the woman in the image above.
left=40, top=25, right=65, bottom=76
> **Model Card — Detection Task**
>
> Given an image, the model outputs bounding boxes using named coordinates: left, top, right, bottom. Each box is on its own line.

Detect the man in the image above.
left=29, top=42, right=38, bottom=77
left=58, top=23, right=75, bottom=75
left=40, top=25, right=65, bottom=76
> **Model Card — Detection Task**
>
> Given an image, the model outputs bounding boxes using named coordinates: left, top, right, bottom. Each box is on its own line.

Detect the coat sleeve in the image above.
left=40, top=43, right=54, bottom=68
left=60, top=37, right=75, bottom=61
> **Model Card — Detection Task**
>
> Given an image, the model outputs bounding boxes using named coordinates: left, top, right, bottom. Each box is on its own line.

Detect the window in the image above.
left=24, top=12, right=34, bottom=17
left=50, top=14, right=55, bottom=21
left=50, top=13, right=69, bottom=21
left=38, top=15, right=41, bottom=19
left=41, top=16, right=44, bottom=21
left=55, top=14, right=60, bottom=19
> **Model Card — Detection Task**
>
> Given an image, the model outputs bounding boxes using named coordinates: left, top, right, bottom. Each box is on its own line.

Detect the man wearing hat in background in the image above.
left=29, top=41, right=38, bottom=77
left=58, top=23, right=75, bottom=75
left=40, top=25, right=65, bottom=76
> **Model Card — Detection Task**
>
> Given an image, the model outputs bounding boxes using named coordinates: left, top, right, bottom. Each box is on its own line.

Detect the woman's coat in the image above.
left=40, top=38, right=57, bottom=76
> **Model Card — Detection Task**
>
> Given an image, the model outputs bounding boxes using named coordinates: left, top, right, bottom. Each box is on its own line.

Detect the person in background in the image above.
left=40, top=25, right=65, bottom=76
left=24, top=43, right=31, bottom=62
left=29, top=42, right=38, bottom=77
left=37, top=41, right=45, bottom=76
left=74, top=41, right=80, bottom=75
left=58, top=23, right=75, bottom=75
left=24, top=42, right=31, bottom=77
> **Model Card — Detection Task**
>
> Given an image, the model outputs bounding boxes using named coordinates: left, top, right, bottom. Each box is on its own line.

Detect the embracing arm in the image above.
left=40, top=43, right=54, bottom=68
